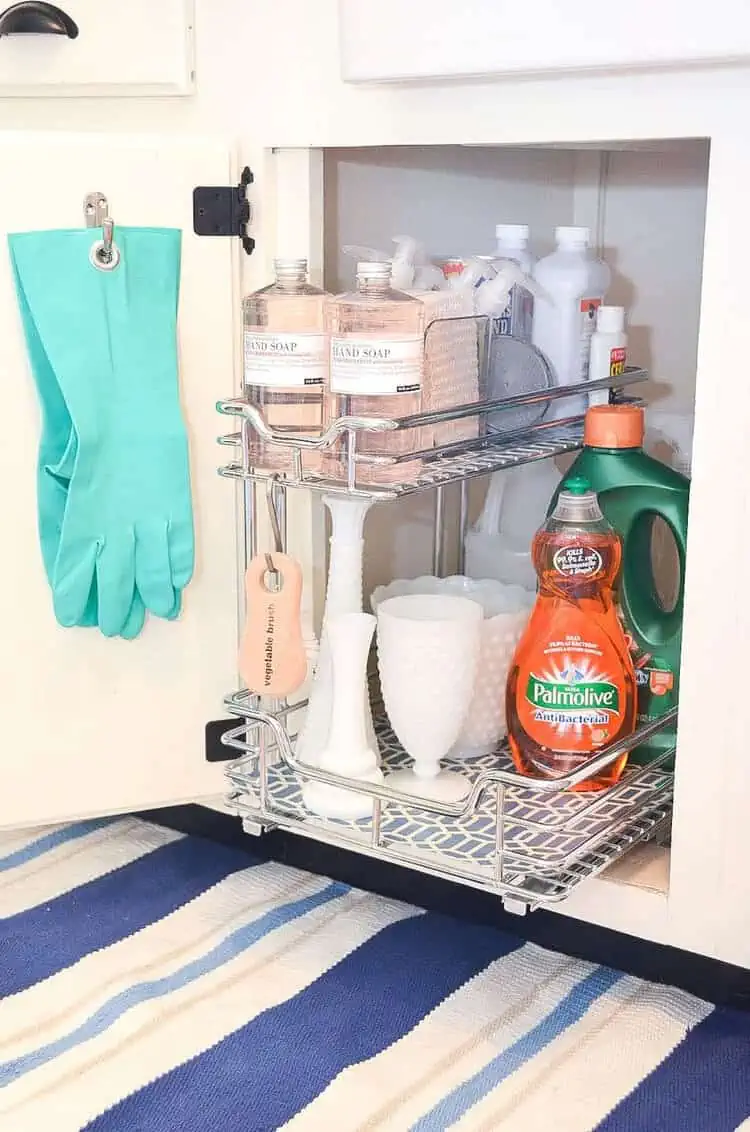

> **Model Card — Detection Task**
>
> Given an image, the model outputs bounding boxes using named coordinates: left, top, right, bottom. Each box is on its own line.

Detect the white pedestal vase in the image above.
left=303, top=613, right=383, bottom=820
left=296, top=495, right=378, bottom=767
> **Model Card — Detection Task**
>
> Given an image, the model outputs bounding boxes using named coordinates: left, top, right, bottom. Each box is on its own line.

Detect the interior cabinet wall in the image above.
left=598, top=144, right=709, bottom=412
left=323, top=145, right=578, bottom=289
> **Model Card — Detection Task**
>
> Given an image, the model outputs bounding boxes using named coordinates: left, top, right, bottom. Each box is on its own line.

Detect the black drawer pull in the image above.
left=0, top=2, right=79, bottom=38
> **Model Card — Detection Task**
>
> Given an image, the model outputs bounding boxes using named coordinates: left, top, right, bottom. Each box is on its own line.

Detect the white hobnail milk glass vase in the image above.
left=376, top=594, right=482, bottom=802
left=303, top=613, right=383, bottom=820
left=371, top=575, right=533, bottom=758
left=296, top=494, right=378, bottom=767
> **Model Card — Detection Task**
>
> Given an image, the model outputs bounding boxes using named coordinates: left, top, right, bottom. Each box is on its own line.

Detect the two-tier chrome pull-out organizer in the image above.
left=216, top=337, right=677, bottom=915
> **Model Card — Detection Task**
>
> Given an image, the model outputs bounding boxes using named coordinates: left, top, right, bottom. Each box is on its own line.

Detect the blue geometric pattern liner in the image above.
left=226, top=714, right=673, bottom=878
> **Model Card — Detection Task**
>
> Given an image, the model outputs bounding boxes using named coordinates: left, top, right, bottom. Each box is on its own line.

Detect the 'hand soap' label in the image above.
left=515, top=607, right=629, bottom=752
left=244, top=331, right=326, bottom=388
left=330, top=336, right=422, bottom=395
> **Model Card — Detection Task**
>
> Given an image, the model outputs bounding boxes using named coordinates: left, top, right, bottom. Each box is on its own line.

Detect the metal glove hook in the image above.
left=84, top=192, right=120, bottom=272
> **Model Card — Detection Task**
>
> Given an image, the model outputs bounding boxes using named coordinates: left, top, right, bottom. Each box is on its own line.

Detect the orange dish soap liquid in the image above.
left=506, top=476, right=636, bottom=791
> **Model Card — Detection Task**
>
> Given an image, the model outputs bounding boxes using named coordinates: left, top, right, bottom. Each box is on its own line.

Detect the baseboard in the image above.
left=139, top=802, right=750, bottom=1013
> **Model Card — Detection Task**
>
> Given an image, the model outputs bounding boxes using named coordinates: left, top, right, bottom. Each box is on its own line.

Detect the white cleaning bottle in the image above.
left=494, top=224, right=534, bottom=341
left=588, top=305, right=628, bottom=408
left=532, top=226, right=611, bottom=421
left=484, top=224, right=536, bottom=343
left=494, top=223, right=533, bottom=274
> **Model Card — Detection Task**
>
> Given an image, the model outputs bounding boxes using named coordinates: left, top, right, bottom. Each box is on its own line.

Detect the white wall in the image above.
left=602, top=144, right=709, bottom=411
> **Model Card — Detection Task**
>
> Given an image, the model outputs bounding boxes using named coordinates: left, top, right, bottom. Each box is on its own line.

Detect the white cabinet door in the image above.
left=0, top=131, right=241, bottom=828
left=0, top=0, right=194, bottom=96
left=339, top=0, right=750, bottom=83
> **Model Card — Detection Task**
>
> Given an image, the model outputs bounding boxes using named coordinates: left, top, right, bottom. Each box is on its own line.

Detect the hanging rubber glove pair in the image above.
left=8, top=227, right=194, bottom=639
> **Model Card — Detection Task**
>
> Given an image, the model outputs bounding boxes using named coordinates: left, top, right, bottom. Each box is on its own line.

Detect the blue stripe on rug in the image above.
left=595, top=1005, right=750, bottom=1132
left=411, top=964, right=624, bottom=1131
left=0, top=818, right=116, bottom=873
left=0, top=880, right=347, bottom=1087
left=0, top=835, right=259, bottom=997
left=85, top=911, right=522, bottom=1132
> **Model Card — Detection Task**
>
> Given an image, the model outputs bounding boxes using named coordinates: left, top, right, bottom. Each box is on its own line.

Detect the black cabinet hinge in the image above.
left=193, top=166, right=255, bottom=256
left=205, top=718, right=241, bottom=762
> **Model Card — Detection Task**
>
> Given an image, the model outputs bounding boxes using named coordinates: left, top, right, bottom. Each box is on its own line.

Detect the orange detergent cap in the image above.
left=584, top=404, right=644, bottom=449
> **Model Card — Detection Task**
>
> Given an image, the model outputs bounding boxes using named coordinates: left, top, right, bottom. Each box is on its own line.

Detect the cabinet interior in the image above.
left=319, top=138, right=709, bottom=899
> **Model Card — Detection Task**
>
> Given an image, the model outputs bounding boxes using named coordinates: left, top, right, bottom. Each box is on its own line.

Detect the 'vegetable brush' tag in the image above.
left=239, top=552, right=307, bottom=697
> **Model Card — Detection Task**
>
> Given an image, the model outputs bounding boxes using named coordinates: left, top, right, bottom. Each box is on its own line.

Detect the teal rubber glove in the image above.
left=9, top=241, right=147, bottom=639
left=9, top=228, right=193, bottom=637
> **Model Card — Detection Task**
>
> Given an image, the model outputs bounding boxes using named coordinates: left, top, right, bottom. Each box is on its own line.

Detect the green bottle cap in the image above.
left=563, top=475, right=591, bottom=495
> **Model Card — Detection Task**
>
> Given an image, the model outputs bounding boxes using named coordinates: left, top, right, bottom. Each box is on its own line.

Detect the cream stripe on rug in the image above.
left=0, top=821, right=73, bottom=856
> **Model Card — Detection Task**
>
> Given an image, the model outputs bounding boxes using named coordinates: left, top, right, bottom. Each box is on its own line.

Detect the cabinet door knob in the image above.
left=0, top=2, right=79, bottom=38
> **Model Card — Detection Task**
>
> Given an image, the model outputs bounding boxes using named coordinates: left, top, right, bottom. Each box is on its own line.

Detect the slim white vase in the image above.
left=303, top=613, right=383, bottom=820
left=296, top=494, right=378, bottom=766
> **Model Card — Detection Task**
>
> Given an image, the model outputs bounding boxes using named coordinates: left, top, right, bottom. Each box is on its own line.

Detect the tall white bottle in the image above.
left=532, top=226, right=611, bottom=421
left=491, top=223, right=535, bottom=341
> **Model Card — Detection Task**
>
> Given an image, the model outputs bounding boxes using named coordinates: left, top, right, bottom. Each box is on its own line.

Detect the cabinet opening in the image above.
left=316, top=138, right=708, bottom=902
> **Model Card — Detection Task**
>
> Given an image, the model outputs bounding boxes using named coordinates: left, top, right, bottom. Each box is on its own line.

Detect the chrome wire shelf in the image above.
left=221, top=687, right=676, bottom=913
left=216, top=348, right=671, bottom=912
left=216, top=366, right=648, bottom=499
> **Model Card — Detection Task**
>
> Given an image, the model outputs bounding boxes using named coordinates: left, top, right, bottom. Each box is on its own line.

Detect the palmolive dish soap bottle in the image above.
left=507, top=476, right=637, bottom=792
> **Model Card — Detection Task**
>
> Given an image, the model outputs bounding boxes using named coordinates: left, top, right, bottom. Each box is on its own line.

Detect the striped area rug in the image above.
left=0, top=817, right=749, bottom=1131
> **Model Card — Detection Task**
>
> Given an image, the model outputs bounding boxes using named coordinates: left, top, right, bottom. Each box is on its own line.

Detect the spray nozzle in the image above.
left=343, top=236, right=449, bottom=291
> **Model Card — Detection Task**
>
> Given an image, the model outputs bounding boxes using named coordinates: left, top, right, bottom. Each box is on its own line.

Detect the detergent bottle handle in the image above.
left=621, top=506, right=688, bottom=649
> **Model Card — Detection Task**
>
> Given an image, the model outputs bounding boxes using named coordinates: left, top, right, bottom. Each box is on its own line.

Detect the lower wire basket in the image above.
left=222, top=691, right=675, bottom=914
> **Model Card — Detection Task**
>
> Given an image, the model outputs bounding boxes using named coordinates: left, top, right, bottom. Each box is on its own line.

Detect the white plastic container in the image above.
left=588, top=305, right=628, bottom=408
left=489, top=224, right=535, bottom=342
left=645, top=410, right=694, bottom=476
left=531, top=226, right=611, bottom=421
left=464, top=460, right=561, bottom=591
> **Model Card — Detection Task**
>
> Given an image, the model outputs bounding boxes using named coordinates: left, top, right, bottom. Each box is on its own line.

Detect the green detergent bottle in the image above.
left=551, top=403, right=689, bottom=765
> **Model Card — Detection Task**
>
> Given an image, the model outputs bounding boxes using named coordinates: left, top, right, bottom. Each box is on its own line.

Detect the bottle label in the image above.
left=244, top=331, right=326, bottom=389
left=579, top=298, right=602, bottom=381
left=609, top=345, right=627, bottom=378
left=552, top=545, right=603, bottom=578
left=515, top=608, right=629, bottom=752
left=617, top=605, right=677, bottom=726
left=330, top=336, right=423, bottom=395
left=491, top=284, right=534, bottom=342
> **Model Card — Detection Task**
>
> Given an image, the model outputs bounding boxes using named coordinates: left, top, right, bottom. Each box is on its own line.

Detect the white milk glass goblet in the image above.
left=376, top=594, right=482, bottom=802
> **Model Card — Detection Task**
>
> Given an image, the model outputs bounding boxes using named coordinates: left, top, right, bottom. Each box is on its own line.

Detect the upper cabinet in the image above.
left=339, top=0, right=750, bottom=83
left=0, top=0, right=195, bottom=96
